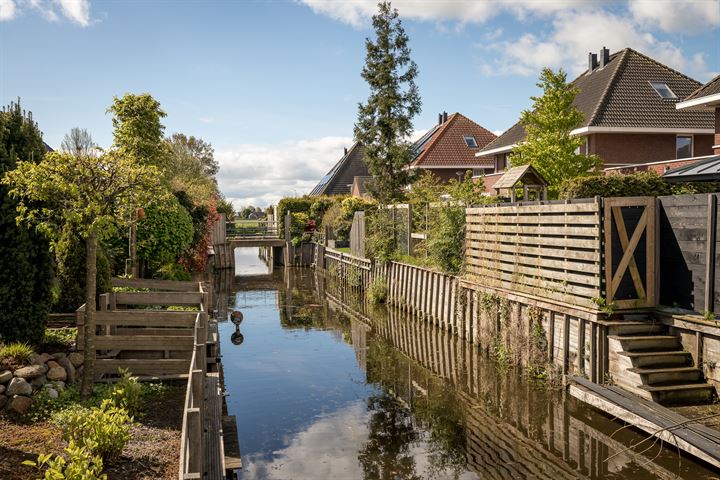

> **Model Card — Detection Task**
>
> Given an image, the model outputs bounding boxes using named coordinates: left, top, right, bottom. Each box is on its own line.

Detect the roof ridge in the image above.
left=411, top=112, right=459, bottom=166
left=625, top=47, right=702, bottom=86
left=586, top=48, right=629, bottom=127
left=685, top=74, right=720, bottom=100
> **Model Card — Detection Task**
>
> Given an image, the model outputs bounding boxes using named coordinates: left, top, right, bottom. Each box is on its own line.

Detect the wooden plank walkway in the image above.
left=568, top=376, right=720, bottom=469
left=204, top=373, right=224, bottom=480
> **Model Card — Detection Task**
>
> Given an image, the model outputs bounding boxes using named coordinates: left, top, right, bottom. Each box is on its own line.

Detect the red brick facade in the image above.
left=588, top=133, right=714, bottom=167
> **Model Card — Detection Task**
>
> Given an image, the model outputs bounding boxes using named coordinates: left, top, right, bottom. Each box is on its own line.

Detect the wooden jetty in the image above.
left=568, top=375, right=720, bottom=470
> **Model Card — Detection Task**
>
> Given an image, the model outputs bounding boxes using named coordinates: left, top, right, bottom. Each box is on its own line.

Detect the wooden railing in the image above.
left=226, top=219, right=279, bottom=238
left=179, top=285, right=208, bottom=480
left=324, top=247, right=373, bottom=290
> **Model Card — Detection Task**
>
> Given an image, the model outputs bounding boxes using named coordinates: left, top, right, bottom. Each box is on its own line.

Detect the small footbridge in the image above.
left=225, top=219, right=284, bottom=248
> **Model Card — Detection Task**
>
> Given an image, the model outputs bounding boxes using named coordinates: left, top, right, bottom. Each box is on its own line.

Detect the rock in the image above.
left=52, top=381, right=66, bottom=392
left=52, top=352, right=66, bottom=360
left=45, top=387, right=58, bottom=399
left=46, top=360, right=60, bottom=370
left=0, top=384, right=4, bottom=394
left=29, top=353, right=44, bottom=365
left=6, top=377, right=32, bottom=396
left=47, top=366, right=67, bottom=382
left=68, top=352, right=83, bottom=368
left=0, top=394, right=7, bottom=409
left=39, top=353, right=53, bottom=364
left=14, top=364, right=46, bottom=379
left=0, top=370, right=12, bottom=384
left=30, top=375, right=48, bottom=390
left=57, top=357, right=76, bottom=384
left=6, top=395, right=32, bottom=415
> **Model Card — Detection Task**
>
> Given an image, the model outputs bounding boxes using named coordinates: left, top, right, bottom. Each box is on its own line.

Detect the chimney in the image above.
left=438, top=113, right=443, bottom=125
left=588, top=52, right=598, bottom=72
left=344, top=147, right=348, bottom=156
left=599, top=46, right=610, bottom=67
left=443, top=111, right=448, bottom=123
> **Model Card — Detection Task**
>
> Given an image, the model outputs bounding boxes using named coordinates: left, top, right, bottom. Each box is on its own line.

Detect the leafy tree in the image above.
left=108, top=93, right=167, bottom=167
left=168, top=133, right=218, bottom=176
left=354, top=1, right=421, bottom=204
left=3, top=150, right=162, bottom=397
left=61, top=127, right=97, bottom=157
left=0, top=100, right=54, bottom=344
left=216, top=197, right=235, bottom=220
left=511, top=68, right=602, bottom=198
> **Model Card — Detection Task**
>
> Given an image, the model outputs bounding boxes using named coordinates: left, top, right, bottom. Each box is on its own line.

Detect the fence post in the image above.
left=705, top=194, right=717, bottom=314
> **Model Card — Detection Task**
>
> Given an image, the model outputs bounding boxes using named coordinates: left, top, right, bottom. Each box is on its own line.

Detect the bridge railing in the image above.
left=226, top=219, right=278, bottom=238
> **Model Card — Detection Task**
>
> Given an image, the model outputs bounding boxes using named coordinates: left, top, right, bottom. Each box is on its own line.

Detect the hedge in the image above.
left=559, top=171, right=720, bottom=199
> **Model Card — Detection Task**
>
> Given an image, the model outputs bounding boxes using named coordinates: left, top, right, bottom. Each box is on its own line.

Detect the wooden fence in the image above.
left=465, top=199, right=603, bottom=310
left=350, top=211, right=366, bottom=258
left=323, top=247, right=374, bottom=291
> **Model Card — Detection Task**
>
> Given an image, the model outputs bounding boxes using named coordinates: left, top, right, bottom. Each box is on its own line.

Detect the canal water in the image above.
left=217, top=248, right=718, bottom=479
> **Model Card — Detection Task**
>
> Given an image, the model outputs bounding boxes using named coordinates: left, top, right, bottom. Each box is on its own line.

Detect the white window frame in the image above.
left=675, top=134, right=694, bottom=159
left=649, top=81, right=677, bottom=100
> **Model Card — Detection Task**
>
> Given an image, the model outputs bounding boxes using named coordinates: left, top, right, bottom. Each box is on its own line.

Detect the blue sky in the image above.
left=1, top=0, right=718, bottom=207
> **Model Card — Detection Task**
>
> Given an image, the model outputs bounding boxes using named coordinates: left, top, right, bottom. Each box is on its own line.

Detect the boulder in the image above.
left=14, top=364, right=46, bottom=379
left=57, top=357, right=76, bottom=384
left=6, top=395, right=32, bottom=415
left=46, top=360, right=60, bottom=370
left=0, top=394, right=7, bottom=409
left=39, top=353, right=53, bottom=364
left=30, top=375, right=48, bottom=390
left=47, top=366, right=67, bottom=382
left=45, top=387, right=58, bottom=399
left=52, top=352, right=67, bottom=360
left=0, top=370, right=11, bottom=384
left=6, top=377, right=32, bottom=396
left=68, top=352, right=84, bottom=368
left=52, top=381, right=66, bottom=392
left=29, top=353, right=44, bottom=365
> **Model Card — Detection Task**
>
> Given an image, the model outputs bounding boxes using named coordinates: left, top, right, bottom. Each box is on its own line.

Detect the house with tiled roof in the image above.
left=477, top=47, right=716, bottom=189
left=676, top=74, right=720, bottom=155
left=309, top=142, right=368, bottom=196
left=409, top=111, right=497, bottom=182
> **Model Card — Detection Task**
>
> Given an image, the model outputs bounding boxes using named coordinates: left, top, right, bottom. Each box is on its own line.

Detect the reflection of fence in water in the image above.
left=369, top=305, right=700, bottom=480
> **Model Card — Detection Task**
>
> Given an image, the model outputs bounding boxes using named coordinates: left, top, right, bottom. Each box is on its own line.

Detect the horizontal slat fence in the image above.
left=465, top=199, right=602, bottom=309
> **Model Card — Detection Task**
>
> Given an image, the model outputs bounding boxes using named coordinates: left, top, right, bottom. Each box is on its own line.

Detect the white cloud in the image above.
left=53, top=0, right=90, bottom=26
left=479, top=8, right=714, bottom=80
left=199, top=117, right=214, bottom=124
left=629, top=0, right=720, bottom=34
left=216, top=135, right=352, bottom=208
left=0, top=0, right=16, bottom=21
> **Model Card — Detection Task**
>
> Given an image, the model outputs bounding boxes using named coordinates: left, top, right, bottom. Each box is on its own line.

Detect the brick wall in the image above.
left=590, top=133, right=714, bottom=166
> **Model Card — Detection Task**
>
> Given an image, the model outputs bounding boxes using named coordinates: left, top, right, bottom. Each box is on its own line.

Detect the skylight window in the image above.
left=649, top=82, right=677, bottom=99
left=464, top=135, right=478, bottom=148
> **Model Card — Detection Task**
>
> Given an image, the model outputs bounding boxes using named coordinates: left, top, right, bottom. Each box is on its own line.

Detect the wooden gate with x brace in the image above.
left=603, top=196, right=658, bottom=309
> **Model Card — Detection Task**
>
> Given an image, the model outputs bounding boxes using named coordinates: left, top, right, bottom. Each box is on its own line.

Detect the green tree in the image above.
left=3, top=151, right=163, bottom=397
left=354, top=1, right=421, bottom=204
left=108, top=93, right=167, bottom=167
left=137, top=195, right=194, bottom=271
left=168, top=132, right=218, bottom=176
left=512, top=68, right=601, bottom=198
left=165, top=134, right=218, bottom=204
left=0, top=100, right=54, bottom=344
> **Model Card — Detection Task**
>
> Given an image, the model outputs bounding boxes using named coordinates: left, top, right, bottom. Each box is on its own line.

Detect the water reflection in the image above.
left=218, top=266, right=718, bottom=480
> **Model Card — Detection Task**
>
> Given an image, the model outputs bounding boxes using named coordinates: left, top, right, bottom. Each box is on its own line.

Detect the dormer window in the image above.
left=649, top=82, right=677, bottom=99
left=464, top=135, right=478, bottom=147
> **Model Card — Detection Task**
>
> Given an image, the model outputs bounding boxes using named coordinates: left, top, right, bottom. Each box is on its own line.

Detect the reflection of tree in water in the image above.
left=360, top=339, right=468, bottom=480
left=358, top=391, right=421, bottom=480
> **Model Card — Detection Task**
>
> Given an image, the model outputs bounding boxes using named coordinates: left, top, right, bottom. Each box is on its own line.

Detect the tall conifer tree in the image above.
left=354, top=1, right=421, bottom=204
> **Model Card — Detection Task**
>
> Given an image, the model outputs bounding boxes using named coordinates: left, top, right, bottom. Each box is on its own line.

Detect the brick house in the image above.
left=409, top=112, right=497, bottom=182
left=477, top=47, right=715, bottom=189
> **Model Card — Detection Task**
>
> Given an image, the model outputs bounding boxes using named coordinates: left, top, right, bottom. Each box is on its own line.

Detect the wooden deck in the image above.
left=568, top=375, right=720, bottom=470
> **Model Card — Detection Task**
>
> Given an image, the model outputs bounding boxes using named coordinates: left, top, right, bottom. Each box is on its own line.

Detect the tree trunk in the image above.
left=80, top=231, right=97, bottom=399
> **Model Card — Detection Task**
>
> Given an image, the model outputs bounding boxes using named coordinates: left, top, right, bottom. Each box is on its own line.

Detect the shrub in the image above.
left=155, top=262, right=192, bottom=281
left=53, top=225, right=112, bottom=313
left=559, top=171, right=670, bottom=198
left=42, top=327, right=78, bottom=349
left=137, top=196, right=194, bottom=268
left=0, top=342, right=33, bottom=364
left=367, top=276, right=387, bottom=304
left=366, top=207, right=398, bottom=262
left=55, top=400, right=133, bottom=463
left=427, top=205, right=466, bottom=275
left=23, top=439, right=106, bottom=480
left=107, top=369, right=143, bottom=416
